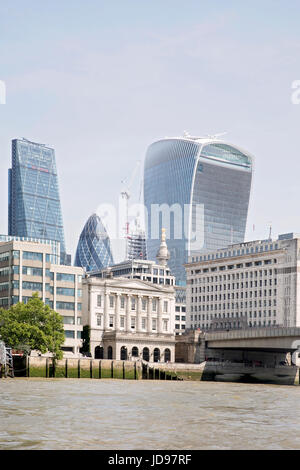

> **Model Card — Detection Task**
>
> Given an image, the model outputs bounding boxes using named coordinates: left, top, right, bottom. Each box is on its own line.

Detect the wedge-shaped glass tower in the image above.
left=8, top=138, right=68, bottom=264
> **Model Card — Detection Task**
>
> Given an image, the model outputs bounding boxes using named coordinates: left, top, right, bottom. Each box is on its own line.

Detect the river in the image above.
left=0, top=378, right=299, bottom=450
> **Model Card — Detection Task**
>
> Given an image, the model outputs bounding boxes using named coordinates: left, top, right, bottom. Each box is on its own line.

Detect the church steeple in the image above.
left=156, top=228, right=170, bottom=266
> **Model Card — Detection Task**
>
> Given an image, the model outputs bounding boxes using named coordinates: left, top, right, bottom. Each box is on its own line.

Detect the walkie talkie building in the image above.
left=144, top=135, right=254, bottom=285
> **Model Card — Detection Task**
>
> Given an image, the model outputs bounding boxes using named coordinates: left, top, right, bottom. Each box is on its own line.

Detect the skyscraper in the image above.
left=8, top=138, right=69, bottom=264
left=144, top=134, right=253, bottom=285
left=74, top=213, right=114, bottom=272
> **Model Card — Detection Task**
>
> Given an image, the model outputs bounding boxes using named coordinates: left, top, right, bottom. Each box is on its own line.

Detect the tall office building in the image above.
left=74, top=213, right=114, bottom=273
left=8, top=138, right=69, bottom=265
left=144, top=134, right=253, bottom=285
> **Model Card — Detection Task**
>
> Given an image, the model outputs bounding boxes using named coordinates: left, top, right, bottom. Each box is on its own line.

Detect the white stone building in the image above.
left=82, top=229, right=177, bottom=361
left=185, top=233, right=300, bottom=331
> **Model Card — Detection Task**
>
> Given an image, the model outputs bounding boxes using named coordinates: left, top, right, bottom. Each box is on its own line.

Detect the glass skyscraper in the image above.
left=74, top=213, right=114, bottom=272
left=144, top=135, right=253, bottom=285
left=8, top=138, right=68, bottom=264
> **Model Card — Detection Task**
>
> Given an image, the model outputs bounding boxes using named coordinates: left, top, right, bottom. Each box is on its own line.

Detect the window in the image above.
left=120, top=296, right=125, bottom=309
left=164, top=301, right=168, bottom=313
left=163, top=320, right=168, bottom=331
left=65, top=330, right=75, bottom=339
left=23, top=281, right=43, bottom=291
left=109, top=316, right=114, bottom=328
left=97, top=295, right=102, bottom=307
left=120, top=316, right=125, bottom=328
left=142, top=318, right=147, bottom=330
left=22, top=266, right=43, bottom=277
left=109, top=295, right=114, bottom=308
left=142, top=298, right=147, bottom=311
left=56, top=273, right=75, bottom=282
left=152, top=319, right=157, bottom=330
left=63, top=316, right=75, bottom=325
left=152, top=299, right=157, bottom=312
left=96, top=314, right=102, bottom=326
left=56, top=287, right=75, bottom=296
left=131, top=317, right=136, bottom=329
left=131, top=297, right=136, bottom=310
left=23, top=251, right=43, bottom=261
left=56, top=301, right=75, bottom=311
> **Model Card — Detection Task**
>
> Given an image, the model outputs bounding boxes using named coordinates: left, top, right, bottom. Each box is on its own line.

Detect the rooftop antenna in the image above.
left=268, top=221, right=272, bottom=240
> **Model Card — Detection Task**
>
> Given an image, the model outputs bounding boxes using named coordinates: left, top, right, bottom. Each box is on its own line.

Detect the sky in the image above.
left=1, top=0, right=300, bottom=262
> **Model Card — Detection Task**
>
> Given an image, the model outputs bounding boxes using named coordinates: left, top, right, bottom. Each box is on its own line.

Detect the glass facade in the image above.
left=144, top=137, right=253, bottom=285
left=8, top=138, right=68, bottom=264
left=74, top=213, right=114, bottom=272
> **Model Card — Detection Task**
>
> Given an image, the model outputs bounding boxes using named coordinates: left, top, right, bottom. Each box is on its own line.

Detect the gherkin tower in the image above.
left=74, top=214, right=114, bottom=272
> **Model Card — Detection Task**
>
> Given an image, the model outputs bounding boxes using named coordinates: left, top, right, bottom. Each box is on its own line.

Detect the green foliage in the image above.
left=81, top=325, right=90, bottom=353
left=0, top=293, right=65, bottom=359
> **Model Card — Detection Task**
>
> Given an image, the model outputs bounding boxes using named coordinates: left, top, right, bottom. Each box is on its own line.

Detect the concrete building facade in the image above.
left=0, top=239, right=84, bottom=354
left=185, top=233, right=300, bottom=331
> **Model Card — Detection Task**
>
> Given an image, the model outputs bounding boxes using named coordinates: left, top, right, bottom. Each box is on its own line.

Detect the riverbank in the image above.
left=7, top=356, right=300, bottom=385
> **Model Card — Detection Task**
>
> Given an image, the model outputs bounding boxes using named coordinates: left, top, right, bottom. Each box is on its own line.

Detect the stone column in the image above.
left=147, top=296, right=153, bottom=333
left=104, top=292, right=109, bottom=330
left=158, top=297, right=163, bottom=334
left=137, top=295, right=143, bottom=332
left=126, top=294, right=132, bottom=332
left=115, top=293, right=121, bottom=331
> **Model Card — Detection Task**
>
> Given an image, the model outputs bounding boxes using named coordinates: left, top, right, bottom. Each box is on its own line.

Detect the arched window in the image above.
left=153, top=348, right=160, bottom=363
left=107, top=346, right=113, bottom=359
left=132, top=346, right=139, bottom=357
left=95, top=346, right=103, bottom=359
left=164, top=348, right=171, bottom=363
left=143, top=347, right=149, bottom=362
left=120, top=346, right=127, bottom=361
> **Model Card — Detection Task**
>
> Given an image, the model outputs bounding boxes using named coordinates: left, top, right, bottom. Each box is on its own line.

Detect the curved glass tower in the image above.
left=74, top=213, right=114, bottom=272
left=144, top=135, right=253, bottom=284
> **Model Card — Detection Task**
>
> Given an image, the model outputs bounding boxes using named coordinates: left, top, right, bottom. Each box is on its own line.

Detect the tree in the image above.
left=0, top=293, right=65, bottom=359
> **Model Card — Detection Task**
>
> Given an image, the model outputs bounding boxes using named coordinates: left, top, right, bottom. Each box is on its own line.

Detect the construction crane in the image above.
left=121, top=161, right=141, bottom=259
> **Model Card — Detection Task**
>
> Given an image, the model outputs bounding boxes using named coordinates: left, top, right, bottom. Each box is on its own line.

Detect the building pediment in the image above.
left=87, top=276, right=173, bottom=293
left=105, top=277, right=173, bottom=293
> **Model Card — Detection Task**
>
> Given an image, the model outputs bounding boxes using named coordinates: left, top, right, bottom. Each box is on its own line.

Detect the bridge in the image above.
left=205, top=327, right=300, bottom=353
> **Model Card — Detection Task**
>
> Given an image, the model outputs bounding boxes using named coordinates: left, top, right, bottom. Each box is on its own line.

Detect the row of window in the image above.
left=191, top=289, right=277, bottom=303
left=96, top=313, right=169, bottom=331
left=191, top=269, right=276, bottom=284
left=191, top=245, right=280, bottom=264
left=192, top=279, right=277, bottom=293
left=191, top=299, right=277, bottom=312
left=191, top=320, right=277, bottom=329
left=191, top=310, right=277, bottom=321
left=97, top=294, right=169, bottom=313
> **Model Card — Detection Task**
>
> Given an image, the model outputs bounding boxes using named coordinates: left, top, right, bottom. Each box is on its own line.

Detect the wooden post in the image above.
left=134, top=361, right=137, bottom=380
left=52, top=358, right=56, bottom=378
left=111, top=361, right=114, bottom=379
left=78, top=359, right=81, bottom=379
left=99, top=360, right=101, bottom=379
left=46, top=358, right=49, bottom=378
left=123, top=361, right=125, bottom=379
left=65, top=359, right=68, bottom=379
left=90, top=360, right=93, bottom=379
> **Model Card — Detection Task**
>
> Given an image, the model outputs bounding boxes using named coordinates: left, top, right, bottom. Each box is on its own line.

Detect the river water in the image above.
left=0, top=378, right=299, bottom=450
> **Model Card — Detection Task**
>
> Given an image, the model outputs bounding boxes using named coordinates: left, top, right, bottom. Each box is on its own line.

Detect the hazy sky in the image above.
left=1, top=1, right=300, bottom=262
